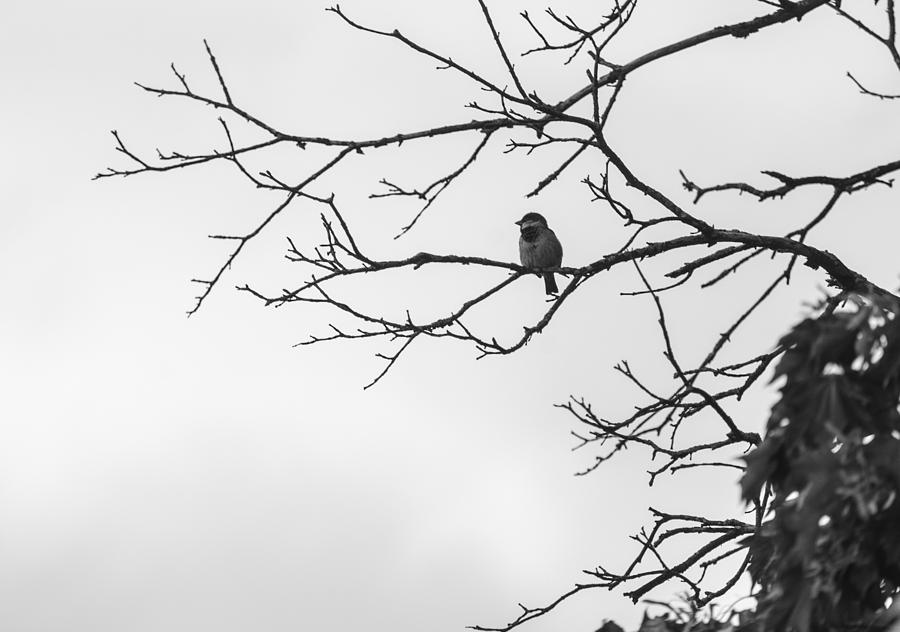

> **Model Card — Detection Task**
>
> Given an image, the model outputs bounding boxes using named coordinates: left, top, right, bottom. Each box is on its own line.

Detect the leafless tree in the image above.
left=98, top=0, right=900, bottom=629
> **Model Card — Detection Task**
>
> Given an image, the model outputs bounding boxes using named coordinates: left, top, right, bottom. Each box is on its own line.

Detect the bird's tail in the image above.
left=543, top=272, right=558, bottom=295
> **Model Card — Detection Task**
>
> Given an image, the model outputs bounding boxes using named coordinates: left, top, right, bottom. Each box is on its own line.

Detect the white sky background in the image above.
left=2, top=1, right=900, bottom=631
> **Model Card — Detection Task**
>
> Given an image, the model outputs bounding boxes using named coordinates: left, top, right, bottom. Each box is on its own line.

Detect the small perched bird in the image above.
left=516, top=212, right=563, bottom=295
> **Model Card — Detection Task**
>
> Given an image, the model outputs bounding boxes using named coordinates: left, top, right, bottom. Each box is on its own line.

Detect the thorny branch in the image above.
left=99, top=0, right=900, bottom=629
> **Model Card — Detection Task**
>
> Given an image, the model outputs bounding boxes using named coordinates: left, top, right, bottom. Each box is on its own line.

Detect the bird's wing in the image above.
left=547, top=229, right=563, bottom=266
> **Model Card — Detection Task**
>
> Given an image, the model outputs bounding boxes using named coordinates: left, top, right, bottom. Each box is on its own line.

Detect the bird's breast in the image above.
left=520, top=225, right=541, bottom=242
left=519, top=235, right=539, bottom=266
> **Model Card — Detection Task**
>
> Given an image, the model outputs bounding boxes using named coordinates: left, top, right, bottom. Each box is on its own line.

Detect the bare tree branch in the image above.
left=100, top=0, right=900, bottom=628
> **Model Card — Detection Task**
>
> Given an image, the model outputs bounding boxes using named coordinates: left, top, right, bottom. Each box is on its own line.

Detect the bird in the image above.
left=516, top=212, right=563, bottom=295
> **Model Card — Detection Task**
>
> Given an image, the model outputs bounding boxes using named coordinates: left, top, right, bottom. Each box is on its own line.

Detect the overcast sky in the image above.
left=3, top=1, right=900, bottom=631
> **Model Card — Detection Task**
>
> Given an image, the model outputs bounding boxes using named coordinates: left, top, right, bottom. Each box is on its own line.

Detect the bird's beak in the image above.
left=514, top=220, right=522, bottom=226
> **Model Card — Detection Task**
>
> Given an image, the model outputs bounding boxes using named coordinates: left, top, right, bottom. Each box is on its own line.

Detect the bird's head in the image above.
left=515, top=212, right=549, bottom=229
